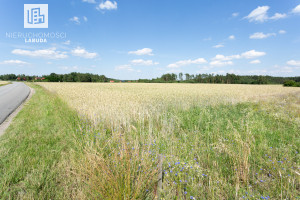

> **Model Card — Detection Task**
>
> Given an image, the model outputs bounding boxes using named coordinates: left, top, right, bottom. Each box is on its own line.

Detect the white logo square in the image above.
left=24, top=4, right=48, bottom=28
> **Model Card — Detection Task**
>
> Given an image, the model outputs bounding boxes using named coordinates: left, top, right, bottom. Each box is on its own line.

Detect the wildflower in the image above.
left=184, top=191, right=187, bottom=195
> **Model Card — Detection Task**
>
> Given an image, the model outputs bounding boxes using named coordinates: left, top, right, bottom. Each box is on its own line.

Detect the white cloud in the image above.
left=82, top=0, right=96, bottom=3
left=130, top=59, right=159, bottom=66
left=210, top=54, right=238, bottom=66
left=232, top=12, right=239, bottom=17
left=203, top=37, right=212, bottom=41
left=249, top=32, right=276, bottom=39
left=98, top=1, right=117, bottom=10
left=241, top=50, right=266, bottom=59
left=245, top=6, right=287, bottom=22
left=269, top=13, right=287, bottom=20
left=70, top=16, right=80, bottom=24
left=228, top=35, right=235, bottom=40
left=213, top=44, right=224, bottom=48
left=115, top=65, right=133, bottom=71
left=63, top=40, right=71, bottom=45
left=61, top=66, right=79, bottom=71
left=272, top=65, right=295, bottom=73
left=250, top=59, right=261, bottom=64
left=12, top=48, right=68, bottom=59
left=287, top=60, right=300, bottom=66
left=209, top=60, right=233, bottom=67
left=167, top=58, right=207, bottom=68
left=83, top=16, right=88, bottom=22
left=128, top=48, right=154, bottom=56
left=279, top=30, right=286, bottom=34
left=209, top=50, right=266, bottom=67
left=245, top=6, right=270, bottom=22
left=0, top=60, right=29, bottom=65
left=292, top=4, right=300, bottom=14
left=212, top=54, right=240, bottom=61
left=71, top=47, right=97, bottom=59
left=115, top=64, right=141, bottom=72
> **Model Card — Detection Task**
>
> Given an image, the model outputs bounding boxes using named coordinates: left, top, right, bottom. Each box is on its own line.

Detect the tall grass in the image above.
left=77, top=138, right=160, bottom=199
left=73, top=100, right=299, bottom=199
left=0, top=84, right=85, bottom=199
left=31, top=83, right=300, bottom=199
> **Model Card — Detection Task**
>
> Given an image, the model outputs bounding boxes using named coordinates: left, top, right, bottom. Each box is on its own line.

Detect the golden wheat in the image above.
left=37, top=83, right=298, bottom=128
left=0, top=81, right=8, bottom=85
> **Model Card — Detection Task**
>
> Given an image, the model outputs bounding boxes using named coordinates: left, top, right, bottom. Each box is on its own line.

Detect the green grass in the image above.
left=0, top=84, right=299, bottom=199
left=78, top=93, right=299, bottom=199
left=0, top=84, right=83, bottom=199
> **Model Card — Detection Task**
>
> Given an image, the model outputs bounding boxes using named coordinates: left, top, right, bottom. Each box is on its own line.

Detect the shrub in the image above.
left=283, top=80, right=299, bottom=87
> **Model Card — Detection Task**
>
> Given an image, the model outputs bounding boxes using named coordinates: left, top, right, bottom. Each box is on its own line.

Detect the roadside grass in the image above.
left=0, top=83, right=84, bottom=199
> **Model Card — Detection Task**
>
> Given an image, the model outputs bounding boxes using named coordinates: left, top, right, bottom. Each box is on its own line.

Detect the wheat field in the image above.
left=0, top=81, right=9, bottom=85
left=37, top=83, right=298, bottom=127
left=37, top=82, right=299, bottom=199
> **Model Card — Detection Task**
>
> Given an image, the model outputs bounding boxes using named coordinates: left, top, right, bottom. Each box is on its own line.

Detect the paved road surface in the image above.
left=0, top=82, right=30, bottom=124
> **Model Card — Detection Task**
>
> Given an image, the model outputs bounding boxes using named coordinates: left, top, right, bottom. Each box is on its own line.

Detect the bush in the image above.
left=283, top=80, right=300, bottom=87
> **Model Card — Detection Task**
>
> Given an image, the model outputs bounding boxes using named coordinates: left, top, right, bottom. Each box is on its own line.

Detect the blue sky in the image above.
left=0, top=0, right=300, bottom=79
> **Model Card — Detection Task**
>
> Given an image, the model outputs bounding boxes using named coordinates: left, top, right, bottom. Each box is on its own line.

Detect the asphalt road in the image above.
left=0, top=82, right=30, bottom=124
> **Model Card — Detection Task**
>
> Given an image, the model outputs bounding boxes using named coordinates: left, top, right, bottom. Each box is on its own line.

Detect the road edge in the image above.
left=0, top=86, right=35, bottom=136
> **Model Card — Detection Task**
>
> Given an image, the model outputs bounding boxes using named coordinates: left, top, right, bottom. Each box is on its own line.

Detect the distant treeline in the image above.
left=139, top=73, right=300, bottom=85
left=0, top=73, right=109, bottom=82
left=0, top=72, right=299, bottom=86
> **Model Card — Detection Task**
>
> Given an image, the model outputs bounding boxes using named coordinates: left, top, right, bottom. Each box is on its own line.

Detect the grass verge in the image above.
left=0, top=83, right=83, bottom=199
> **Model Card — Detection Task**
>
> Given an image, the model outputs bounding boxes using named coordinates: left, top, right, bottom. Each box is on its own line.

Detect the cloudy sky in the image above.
left=0, top=0, right=300, bottom=79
